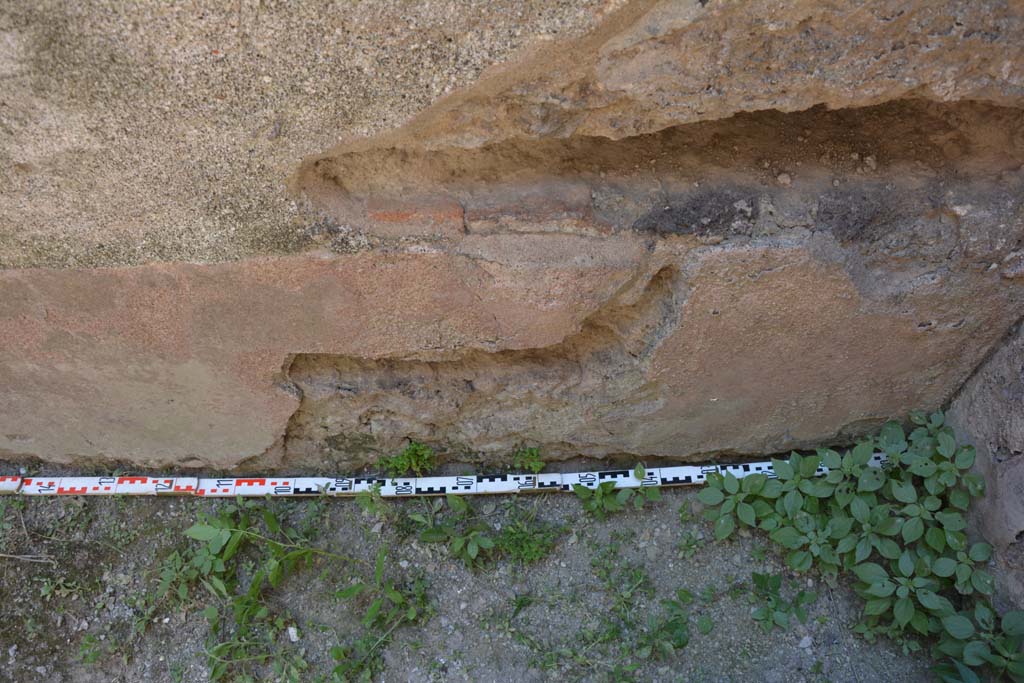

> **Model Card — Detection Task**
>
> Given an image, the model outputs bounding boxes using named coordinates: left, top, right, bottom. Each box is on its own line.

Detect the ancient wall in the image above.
left=948, top=323, right=1024, bottom=607
left=1, top=0, right=1022, bottom=469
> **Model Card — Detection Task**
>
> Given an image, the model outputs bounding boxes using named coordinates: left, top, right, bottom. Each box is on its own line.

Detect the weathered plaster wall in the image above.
left=1, top=0, right=1023, bottom=469
left=948, top=323, right=1024, bottom=607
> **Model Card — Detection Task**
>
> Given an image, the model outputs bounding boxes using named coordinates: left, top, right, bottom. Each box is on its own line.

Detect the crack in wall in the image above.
left=280, top=264, right=684, bottom=467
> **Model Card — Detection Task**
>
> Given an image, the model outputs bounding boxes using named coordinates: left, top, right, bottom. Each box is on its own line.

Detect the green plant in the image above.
left=748, top=572, right=817, bottom=633
left=697, top=471, right=779, bottom=540
left=379, top=441, right=436, bottom=477
left=78, top=634, right=109, bottom=664
left=676, top=530, right=703, bottom=559
left=140, top=500, right=359, bottom=682
left=573, top=465, right=661, bottom=520
left=637, top=588, right=692, bottom=660
left=415, top=494, right=496, bottom=568
left=512, top=447, right=545, bottom=474
left=355, top=482, right=388, bottom=518
left=701, top=410, right=1024, bottom=681
left=36, top=576, right=80, bottom=601
left=332, top=548, right=433, bottom=681
left=495, top=514, right=560, bottom=565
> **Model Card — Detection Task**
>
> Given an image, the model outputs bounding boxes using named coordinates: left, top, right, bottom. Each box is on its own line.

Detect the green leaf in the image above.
left=864, top=598, right=891, bottom=616
left=1002, top=611, right=1024, bottom=637
left=932, top=557, right=957, bottom=578
left=852, top=442, right=874, bottom=466
left=898, top=551, right=915, bottom=578
left=202, top=605, right=218, bottom=622
left=962, top=641, right=991, bottom=667
left=697, top=615, right=714, bottom=635
left=894, top=598, right=915, bottom=627
left=697, top=487, right=725, bottom=506
left=892, top=480, right=918, bottom=504
left=364, top=597, right=383, bottom=626
left=714, top=515, right=736, bottom=541
left=770, top=526, right=803, bottom=549
left=854, top=537, right=872, bottom=564
left=185, top=524, right=221, bottom=542
left=723, top=473, right=740, bottom=495
left=742, top=473, right=767, bottom=494
left=964, top=473, right=986, bottom=497
left=799, top=455, right=821, bottom=478
left=916, top=589, right=954, bottom=615
left=336, top=583, right=367, bottom=600
left=937, top=433, right=957, bottom=458
left=772, top=459, right=795, bottom=480
left=737, top=502, right=756, bottom=527
left=850, top=496, right=870, bottom=524
left=822, top=449, right=842, bottom=469
left=948, top=488, right=970, bottom=511
left=968, top=543, right=992, bottom=562
left=783, top=490, right=803, bottom=518
left=926, top=526, right=947, bottom=553
left=633, top=463, right=646, bottom=480
left=971, top=570, right=994, bottom=595
left=858, top=468, right=885, bottom=492
left=865, top=580, right=896, bottom=598
left=901, top=517, right=924, bottom=544
left=936, top=511, right=967, bottom=532
left=908, top=459, right=937, bottom=477
left=879, top=422, right=907, bottom=453
left=853, top=562, right=889, bottom=585
left=446, top=494, right=470, bottom=515
left=943, top=614, right=976, bottom=640
left=787, top=550, right=812, bottom=572
left=974, top=603, right=994, bottom=631
left=798, top=479, right=833, bottom=498
left=874, top=537, right=900, bottom=560
left=262, top=510, right=281, bottom=535
left=955, top=446, right=976, bottom=470
left=760, top=479, right=783, bottom=499
left=836, top=535, right=858, bottom=554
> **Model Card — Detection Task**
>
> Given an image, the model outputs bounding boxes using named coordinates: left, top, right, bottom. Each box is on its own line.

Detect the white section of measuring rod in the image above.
left=0, top=453, right=889, bottom=497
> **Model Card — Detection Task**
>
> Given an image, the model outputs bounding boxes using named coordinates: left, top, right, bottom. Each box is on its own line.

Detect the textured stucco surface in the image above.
left=948, top=322, right=1024, bottom=607
left=1, top=0, right=1023, bottom=469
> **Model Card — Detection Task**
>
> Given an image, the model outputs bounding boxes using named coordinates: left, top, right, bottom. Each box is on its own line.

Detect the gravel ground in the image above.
left=0, top=462, right=935, bottom=683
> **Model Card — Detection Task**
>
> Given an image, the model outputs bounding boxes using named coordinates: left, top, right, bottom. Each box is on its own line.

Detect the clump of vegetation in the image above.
left=332, top=549, right=433, bottom=682
left=379, top=441, right=436, bottom=477
left=699, top=410, right=1024, bottom=682
left=496, top=514, right=561, bottom=565
left=512, top=447, right=545, bottom=474
left=748, top=572, right=817, bottom=633
left=412, top=494, right=496, bottom=568
left=573, top=464, right=662, bottom=520
left=409, top=495, right=564, bottom=569
left=134, top=498, right=431, bottom=682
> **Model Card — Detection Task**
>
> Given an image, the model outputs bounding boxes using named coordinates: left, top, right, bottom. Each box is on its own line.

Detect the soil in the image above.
left=0, top=463, right=933, bottom=682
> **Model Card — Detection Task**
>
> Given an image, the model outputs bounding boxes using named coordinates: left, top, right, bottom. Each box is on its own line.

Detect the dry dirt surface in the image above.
left=0, top=467, right=932, bottom=683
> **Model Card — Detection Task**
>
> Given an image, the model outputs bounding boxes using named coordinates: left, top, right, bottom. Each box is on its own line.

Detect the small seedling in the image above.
left=512, top=447, right=545, bottom=474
